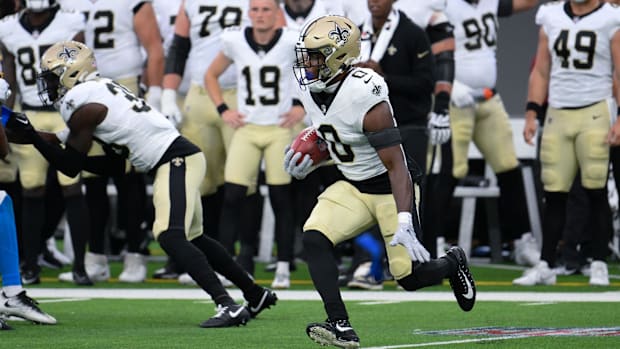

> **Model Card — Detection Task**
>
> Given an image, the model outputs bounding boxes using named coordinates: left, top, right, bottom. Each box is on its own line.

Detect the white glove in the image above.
left=428, top=112, right=451, bottom=145
left=161, top=88, right=183, bottom=127
left=0, top=78, right=12, bottom=103
left=451, top=80, right=475, bottom=108
left=283, top=147, right=317, bottom=180
left=146, top=86, right=162, bottom=111
left=389, top=212, right=431, bottom=263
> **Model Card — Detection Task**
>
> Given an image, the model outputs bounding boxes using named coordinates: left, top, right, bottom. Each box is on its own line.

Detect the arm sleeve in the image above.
left=31, top=134, right=85, bottom=178
left=497, top=0, right=514, bottom=17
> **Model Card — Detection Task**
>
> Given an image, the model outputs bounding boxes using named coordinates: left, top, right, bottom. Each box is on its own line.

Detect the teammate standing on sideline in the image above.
left=161, top=0, right=249, bottom=250
left=287, top=15, right=476, bottom=348
left=516, top=0, right=620, bottom=286
left=6, top=40, right=278, bottom=328
left=442, top=0, right=540, bottom=265
left=0, top=0, right=91, bottom=285
left=205, top=0, right=304, bottom=288
left=0, top=75, right=56, bottom=329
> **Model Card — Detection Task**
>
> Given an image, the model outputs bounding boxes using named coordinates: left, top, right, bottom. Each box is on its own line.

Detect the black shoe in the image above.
left=306, top=319, right=360, bottom=349
left=246, top=288, right=277, bottom=318
left=445, top=246, right=476, bottom=312
left=21, top=269, right=40, bottom=285
left=72, top=270, right=94, bottom=286
left=153, top=266, right=180, bottom=280
left=0, top=318, right=12, bottom=330
left=200, top=304, right=250, bottom=328
left=39, top=249, right=64, bottom=269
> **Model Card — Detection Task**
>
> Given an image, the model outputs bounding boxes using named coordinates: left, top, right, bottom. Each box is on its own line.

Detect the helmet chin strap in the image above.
left=308, top=67, right=345, bottom=93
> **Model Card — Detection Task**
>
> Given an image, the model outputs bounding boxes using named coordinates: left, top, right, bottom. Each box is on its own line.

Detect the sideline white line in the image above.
left=26, top=289, right=620, bottom=302
left=364, top=335, right=528, bottom=349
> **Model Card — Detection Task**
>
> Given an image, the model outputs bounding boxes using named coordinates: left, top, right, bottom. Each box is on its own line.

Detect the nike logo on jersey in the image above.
left=249, top=292, right=269, bottom=313
left=228, top=306, right=245, bottom=318
left=460, top=270, right=474, bottom=300
left=14, top=116, right=29, bottom=125
left=335, top=323, right=353, bottom=332
left=417, top=51, right=429, bottom=59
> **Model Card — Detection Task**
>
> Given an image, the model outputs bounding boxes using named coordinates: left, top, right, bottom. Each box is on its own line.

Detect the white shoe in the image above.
left=589, top=261, right=609, bottom=286
left=118, top=253, right=147, bottom=283
left=513, top=233, right=540, bottom=267
left=84, top=252, right=110, bottom=282
left=0, top=291, right=56, bottom=324
left=178, top=272, right=233, bottom=287
left=47, top=238, right=72, bottom=265
left=58, top=271, right=73, bottom=282
left=271, top=272, right=290, bottom=289
left=513, top=261, right=556, bottom=286
left=178, top=272, right=196, bottom=286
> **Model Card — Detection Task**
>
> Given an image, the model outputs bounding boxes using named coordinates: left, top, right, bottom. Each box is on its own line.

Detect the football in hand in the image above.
left=290, top=127, right=329, bottom=164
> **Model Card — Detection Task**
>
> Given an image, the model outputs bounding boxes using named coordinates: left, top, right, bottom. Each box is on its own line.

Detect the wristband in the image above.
left=526, top=101, right=544, bottom=119
left=216, top=103, right=229, bottom=115
left=617, top=107, right=620, bottom=116
left=397, top=212, right=413, bottom=225
left=433, top=91, right=450, bottom=114
left=56, top=128, right=70, bottom=143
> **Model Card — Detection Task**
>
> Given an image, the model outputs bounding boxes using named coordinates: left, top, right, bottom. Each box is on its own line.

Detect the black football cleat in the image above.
left=72, top=270, right=94, bottom=286
left=0, top=318, right=13, bottom=330
left=446, top=246, right=476, bottom=312
left=306, top=319, right=360, bottom=349
left=247, top=288, right=277, bottom=318
left=200, top=304, right=250, bottom=328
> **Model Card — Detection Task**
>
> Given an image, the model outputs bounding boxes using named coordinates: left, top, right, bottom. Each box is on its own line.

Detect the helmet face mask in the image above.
left=293, top=15, right=361, bottom=92
left=37, top=41, right=98, bottom=105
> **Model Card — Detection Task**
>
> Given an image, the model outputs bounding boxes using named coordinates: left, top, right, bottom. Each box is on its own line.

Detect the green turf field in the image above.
left=3, top=259, right=619, bottom=348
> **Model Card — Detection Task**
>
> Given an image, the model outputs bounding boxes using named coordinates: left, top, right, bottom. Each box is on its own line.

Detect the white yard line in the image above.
left=27, top=289, right=620, bottom=302
left=364, top=335, right=530, bottom=349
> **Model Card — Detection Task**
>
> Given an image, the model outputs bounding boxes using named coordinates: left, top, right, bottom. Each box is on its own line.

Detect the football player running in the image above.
left=443, top=0, right=540, bottom=266
left=58, top=0, right=165, bottom=284
left=5, top=41, right=277, bottom=328
left=517, top=0, right=620, bottom=286
left=287, top=15, right=476, bottom=348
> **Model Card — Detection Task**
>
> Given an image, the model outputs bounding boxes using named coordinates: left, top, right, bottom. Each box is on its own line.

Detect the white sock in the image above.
left=3, top=285, right=23, bottom=298
left=275, top=261, right=290, bottom=276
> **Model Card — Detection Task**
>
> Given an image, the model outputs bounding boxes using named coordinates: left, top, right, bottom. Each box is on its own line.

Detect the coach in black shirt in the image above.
left=356, top=0, right=434, bottom=178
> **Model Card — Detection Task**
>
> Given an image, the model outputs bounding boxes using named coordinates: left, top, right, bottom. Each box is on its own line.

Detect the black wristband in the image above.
left=617, top=107, right=620, bottom=116
left=526, top=101, right=545, bottom=119
left=433, top=91, right=450, bottom=114
left=216, top=103, right=229, bottom=115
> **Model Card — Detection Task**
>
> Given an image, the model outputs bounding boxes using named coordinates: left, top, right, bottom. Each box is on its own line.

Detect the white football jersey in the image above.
left=298, top=68, right=393, bottom=181
left=0, top=9, right=84, bottom=106
left=221, top=27, right=298, bottom=125
left=445, top=0, right=501, bottom=89
left=58, top=78, right=179, bottom=171
left=185, top=0, right=250, bottom=88
left=394, top=0, right=447, bottom=29
left=537, top=2, right=620, bottom=108
left=281, top=0, right=344, bottom=31
left=59, top=0, right=149, bottom=80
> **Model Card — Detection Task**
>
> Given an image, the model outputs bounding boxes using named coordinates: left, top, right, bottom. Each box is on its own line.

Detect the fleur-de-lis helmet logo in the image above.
left=328, top=22, right=350, bottom=44
left=57, top=46, right=78, bottom=62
